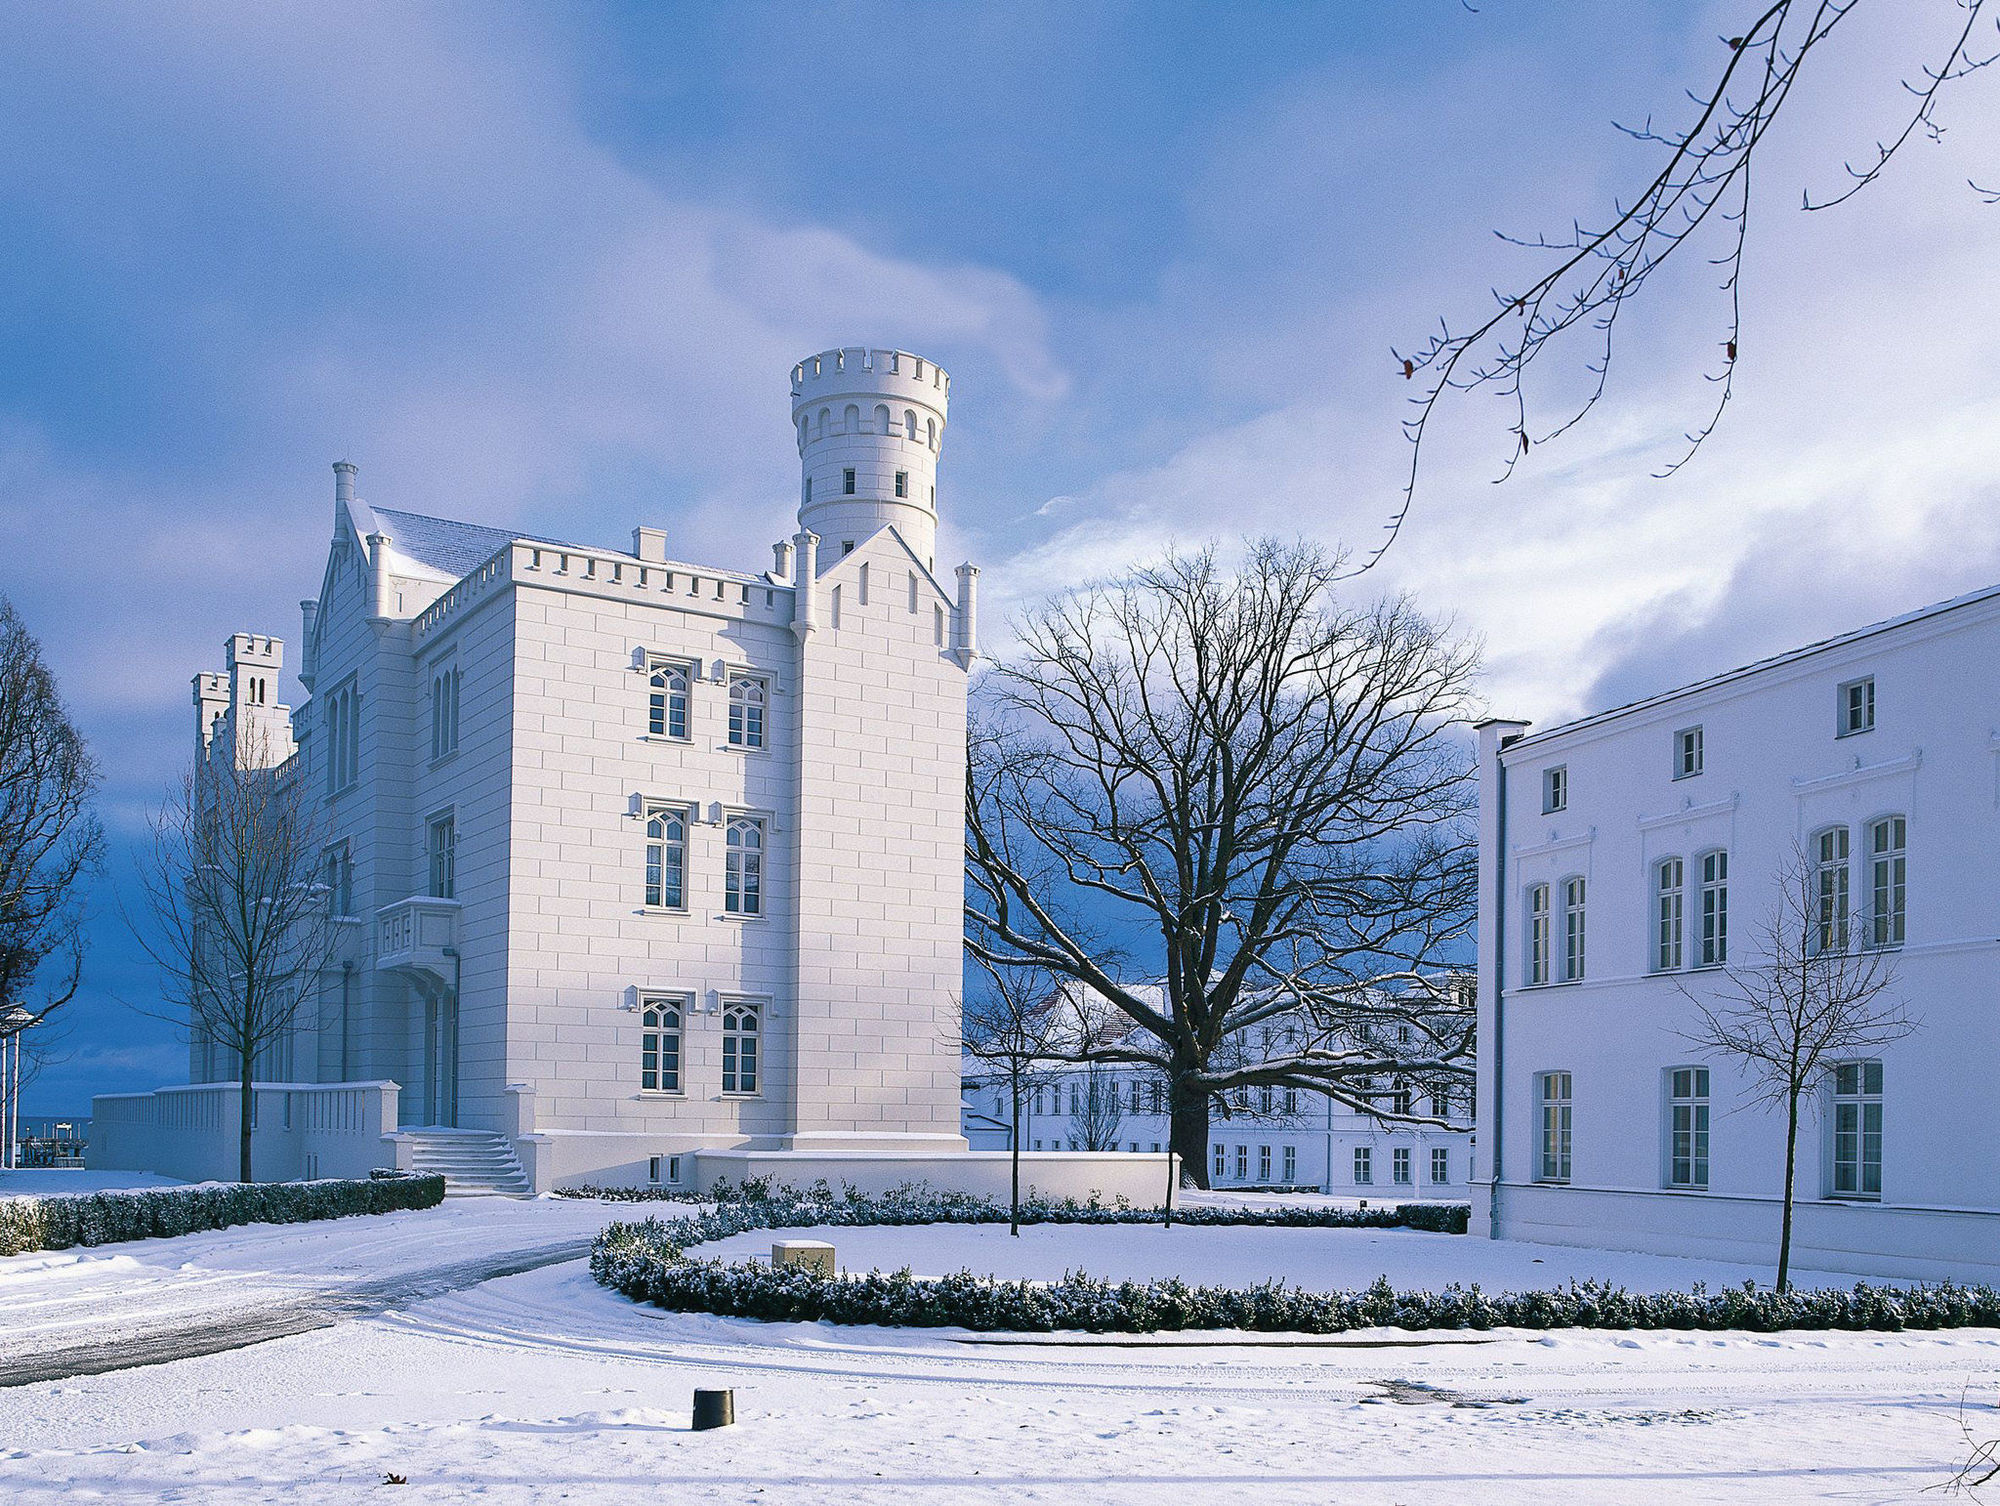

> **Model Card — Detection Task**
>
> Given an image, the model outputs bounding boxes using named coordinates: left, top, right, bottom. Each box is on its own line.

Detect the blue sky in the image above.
left=4, top=1, right=1998, bottom=1112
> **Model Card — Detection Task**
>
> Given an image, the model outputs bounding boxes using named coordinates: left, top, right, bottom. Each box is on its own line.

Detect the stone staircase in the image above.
left=399, top=1128, right=533, bottom=1198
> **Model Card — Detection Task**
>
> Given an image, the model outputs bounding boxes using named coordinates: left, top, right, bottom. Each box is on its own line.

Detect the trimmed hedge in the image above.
left=585, top=1180, right=2000, bottom=1335
left=0, top=1174, right=448, bottom=1257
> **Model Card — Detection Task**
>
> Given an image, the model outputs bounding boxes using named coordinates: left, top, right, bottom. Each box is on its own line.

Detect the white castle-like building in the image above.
left=95, top=349, right=1165, bottom=1201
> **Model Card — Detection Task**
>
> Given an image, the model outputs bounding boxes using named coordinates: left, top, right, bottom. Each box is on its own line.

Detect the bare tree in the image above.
left=0, top=595, right=104, bottom=1088
left=1680, top=842, right=1912, bottom=1291
left=1069, top=1060, right=1125, bottom=1153
left=962, top=962, right=1068, bottom=1236
left=1381, top=1, right=1998, bottom=569
left=966, top=541, right=1479, bottom=1188
left=130, top=739, right=339, bottom=1182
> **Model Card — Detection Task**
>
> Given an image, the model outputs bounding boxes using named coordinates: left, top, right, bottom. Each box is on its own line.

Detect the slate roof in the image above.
left=371, top=507, right=585, bottom=579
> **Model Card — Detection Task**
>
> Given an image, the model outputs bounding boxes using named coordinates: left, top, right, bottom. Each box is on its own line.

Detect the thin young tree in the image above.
left=1069, top=1060, right=1125, bottom=1153
left=966, top=541, right=1479, bottom=1189
left=0, top=595, right=104, bottom=1098
left=961, top=962, right=1067, bottom=1236
left=131, top=736, right=339, bottom=1182
left=1680, top=841, right=1912, bottom=1292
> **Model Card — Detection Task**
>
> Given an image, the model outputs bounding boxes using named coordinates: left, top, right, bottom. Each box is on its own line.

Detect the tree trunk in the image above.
left=237, top=1048, right=255, bottom=1184
left=1170, top=1093, right=1210, bottom=1191
left=1777, top=1085, right=1801, bottom=1293
left=1008, top=1076, right=1022, bottom=1237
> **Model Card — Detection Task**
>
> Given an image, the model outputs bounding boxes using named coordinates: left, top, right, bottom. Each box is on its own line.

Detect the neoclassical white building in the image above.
left=1474, top=585, right=2000, bottom=1280
left=97, top=349, right=1164, bottom=1201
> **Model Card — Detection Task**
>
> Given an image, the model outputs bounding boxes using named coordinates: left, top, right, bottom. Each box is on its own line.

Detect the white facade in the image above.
left=1475, top=585, right=2000, bottom=1280
left=158, top=349, right=997, bottom=1190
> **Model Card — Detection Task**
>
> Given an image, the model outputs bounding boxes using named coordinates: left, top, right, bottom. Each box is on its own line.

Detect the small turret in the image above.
left=790, top=347, right=949, bottom=573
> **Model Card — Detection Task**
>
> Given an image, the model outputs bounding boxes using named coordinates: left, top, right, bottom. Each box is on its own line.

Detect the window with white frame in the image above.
left=1283, top=1086, right=1298, bottom=1114
left=842, top=467, right=856, bottom=495
left=427, top=812, right=456, bottom=900
left=1814, top=826, right=1850, bottom=953
left=1869, top=815, right=1906, bottom=948
left=1674, top=726, right=1704, bottom=779
left=430, top=663, right=460, bottom=761
left=644, top=804, right=689, bottom=910
left=724, top=816, right=764, bottom=915
left=1561, top=876, right=1587, bottom=981
left=1353, top=1145, right=1373, bottom=1184
left=648, top=1154, right=682, bottom=1184
left=647, top=660, right=691, bottom=740
left=1213, top=1143, right=1226, bottom=1180
left=1393, top=1146, right=1412, bottom=1184
left=1667, top=1066, right=1709, bottom=1189
left=1258, top=1085, right=1273, bottom=1115
left=1655, top=857, right=1684, bottom=971
left=1235, top=1144, right=1248, bottom=1180
left=1282, top=1145, right=1297, bottom=1182
left=1697, top=850, right=1728, bottom=965
left=323, top=678, right=360, bottom=794
left=1830, top=1060, right=1883, bottom=1198
left=1258, top=1145, right=1271, bottom=1181
left=1149, top=1080, right=1165, bottom=1114
left=1838, top=676, right=1876, bottom=737
left=640, top=998, right=683, bottom=1093
left=894, top=469, right=908, bottom=498
left=727, top=674, right=767, bottom=749
left=1129, top=1078, right=1142, bottom=1114
left=721, top=1003, right=760, bottom=1095
left=1431, top=1146, right=1451, bottom=1183
left=1542, top=765, right=1567, bottom=813
left=1536, top=1071, right=1572, bottom=1182
left=1526, top=883, right=1551, bottom=985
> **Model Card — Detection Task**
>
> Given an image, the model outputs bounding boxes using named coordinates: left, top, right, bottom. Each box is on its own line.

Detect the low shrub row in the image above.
left=0, top=1174, right=448, bottom=1257
left=584, top=1179, right=2000, bottom=1335
left=560, top=1176, right=1471, bottom=1234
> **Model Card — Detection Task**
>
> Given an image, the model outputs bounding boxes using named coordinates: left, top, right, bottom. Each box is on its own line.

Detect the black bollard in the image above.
left=692, top=1388, right=735, bottom=1430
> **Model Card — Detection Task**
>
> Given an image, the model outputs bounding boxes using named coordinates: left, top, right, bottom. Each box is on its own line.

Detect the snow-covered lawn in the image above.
left=694, top=1219, right=1863, bottom=1293
left=0, top=1168, right=188, bottom=1197
left=3, top=1204, right=1996, bottom=1501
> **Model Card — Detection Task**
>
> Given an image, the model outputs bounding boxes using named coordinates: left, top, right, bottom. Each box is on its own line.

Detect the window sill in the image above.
left=637, top=1090, right=686, bottom=1100
left=718, top=743, right=770, bottom=756
left=716, top=911, right=767, bottom=923
left=719, top=1092, right=763, bottom=1102
left=636, top=906, right=691, bottom=918
left=1825, top=1192, right=1882, bottom=1203
left=1665, top=1183, right=1709, bottom=1193
left=428, top=750, right=461, bottom=771
left=640, top=734, right=694, bottom=747
left=1671, top=771, right=1702, bottom=782
left=1834, top=727, right=1875, bottom=740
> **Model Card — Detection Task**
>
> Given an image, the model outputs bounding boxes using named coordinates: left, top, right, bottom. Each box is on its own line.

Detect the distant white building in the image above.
left=95, top=348, right=1161, bottom=1203
left=1474, top=585, right=2000, bottom=1280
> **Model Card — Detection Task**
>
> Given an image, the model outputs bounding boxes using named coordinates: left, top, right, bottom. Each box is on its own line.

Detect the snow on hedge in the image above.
left=0, top=1173, right=448, bottom=1256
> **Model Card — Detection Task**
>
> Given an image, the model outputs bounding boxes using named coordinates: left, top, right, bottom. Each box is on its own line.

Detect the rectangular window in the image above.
left=894, top=470, right=908, bottom=498
left=721, top=1002, right=761, bottom=1095
left=1698, top=851, right=1728, bottom=966
left=1562, top=876, right=1587, bottom=981
left=647, top=660, right=691, bottom=741
left=1655, top=857, right=1684, bottom=971
left=1431, top=1146, right=1450, bottom=1184
left=648, top=1154, right=682, bottom=1184
left=1129, top=1078, right=1142, bottom=1114
left=842, top=467, right=856, bottom=496
left=908, top=573, right=919, bottom=613
left=1393, top=1147, right=1412, bottom=1184
left=1258, top=1145, right=1271, bottom=1181
left=1353, top=1146, right=1373, bottom=1184
left=1542, top=765, right=1567, bottom=813
left=1674, top=726, right=1703, bottom=779
left=643, top=804, right=689, bottom=910
left=640, top=998, right=683, bottom=1093
left=1283, top=1086, right=1298, bottom=1115
left=1282, top=1145, right=1296, bottom=1182
left=1258, top=1085, right=1273, bottom=1115
left=1234, top=1144, right=1248, bottom=1180
left=1149, top=1081, right=1164, bottom=1115
left=1838, top=676, right=1876, bottom=737
left=427, top=813, right=456, bottom=900
left=724, top=816, right=764, bottom=916
left=1831, top=1060, right=1883, bottom=1198
left=1815, top=826, right=1850, bottom=952
left=1667, top=1066, right=1709, bottom=1189
left=1526, top=883, right=1551, bottom=985
left=1869, top=816, right=1906, bottom=948
left=1213, top=1143, right=1226, bottom=1180
left=1536, top=1071, right=1572, bottom=1182
left=726, top=674, right=768, bottom=749
left=430, top=665, right=460, bottom=761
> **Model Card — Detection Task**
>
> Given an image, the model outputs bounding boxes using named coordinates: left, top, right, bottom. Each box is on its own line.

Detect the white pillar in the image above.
left=954, top=563, right=980, bottom=666
left=792, top=530, right=819, bottom=640
left=366, top=533, right=393, bottom=620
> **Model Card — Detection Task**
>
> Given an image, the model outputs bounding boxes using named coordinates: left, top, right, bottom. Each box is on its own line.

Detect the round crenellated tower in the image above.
left=791, top=347, right=949, bottom=572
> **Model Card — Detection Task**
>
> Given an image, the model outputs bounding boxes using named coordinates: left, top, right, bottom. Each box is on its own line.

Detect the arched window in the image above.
left=725, top=816, right=764, bottom=915
left=640, top=998, right=682, bottom=1092
left=926, top=417, right=937, bottom=449
left=727, top=674, right=766, bottom=748
left=1813, top=826, right=1850, bottom=952
left=875, top=403, right=892, bottom=435
left=648, top=660, right=689, bottom=740
left=816, top=407, right=828, bottom=439
left=644, top=805, right=687, bottom=910
left=1869, top=816, right=1906, bottom=947
left=904, top=409, right=918, bottom=440
left=844, top=404, right=860, bottom=434
left=722, top=1003, right=760, bottom=1093
left=1655, top=857, right=1684, bottom=971
left=797, top=415, right=809, bottom=448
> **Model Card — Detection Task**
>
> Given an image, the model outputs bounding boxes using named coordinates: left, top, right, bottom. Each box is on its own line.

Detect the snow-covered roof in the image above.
left=371, top=507, right=586, bottom=580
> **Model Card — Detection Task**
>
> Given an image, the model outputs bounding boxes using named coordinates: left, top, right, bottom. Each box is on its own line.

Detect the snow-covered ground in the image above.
left=0, top=1168, right=188, bottom=1197
left=2, top=1206, right=1995, bottom=1502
